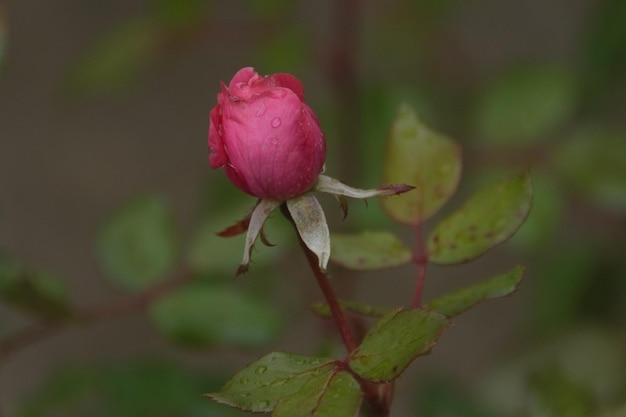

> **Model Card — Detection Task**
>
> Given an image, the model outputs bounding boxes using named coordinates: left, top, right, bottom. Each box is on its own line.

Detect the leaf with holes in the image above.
left=273, top=370, right=362, bottom=417
left=97, top=195, right=177, bottom=292
left=349, top=309, right=449, bottom=382
left=382, top=103, right=462, bottom=225
left=426, top=266, right=524, bottom=318
left=427, top=172, right=532, bottom=264
left=330, top=231, right=412, bottom=271
left=207, top=352, right=335, bottom=413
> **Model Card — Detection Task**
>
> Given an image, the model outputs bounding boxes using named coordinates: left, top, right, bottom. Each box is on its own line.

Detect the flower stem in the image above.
left=281, top=204, right=391, bottom=416
left=280, top=204, right=357, bottom=353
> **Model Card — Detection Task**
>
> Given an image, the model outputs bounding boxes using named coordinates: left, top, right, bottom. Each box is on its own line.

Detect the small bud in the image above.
left=208, top=67, right=326, bottom=201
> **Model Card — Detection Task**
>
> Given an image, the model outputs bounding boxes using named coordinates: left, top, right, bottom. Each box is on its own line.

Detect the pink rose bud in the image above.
left=208, top=67, right=326, bottom=200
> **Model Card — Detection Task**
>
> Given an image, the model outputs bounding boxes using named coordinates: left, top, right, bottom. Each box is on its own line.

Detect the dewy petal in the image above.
left=315, top=174, right=415, bottom=199
left=286, top=193, right=330, bottom=271
left=237, top=199, right=281, bottom=275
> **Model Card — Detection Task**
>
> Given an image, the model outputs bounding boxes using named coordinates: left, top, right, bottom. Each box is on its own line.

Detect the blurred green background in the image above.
left=0, top=0, right=625, bottom=416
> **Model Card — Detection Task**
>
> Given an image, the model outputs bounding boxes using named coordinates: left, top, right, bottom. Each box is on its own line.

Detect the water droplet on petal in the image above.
left=271, top=117, right=282, bottom=128
left=256, top=103, right=267, bottom=117
left=208, top=146, right=216, bottom=156
left=270, top=137, right=279, bottom=145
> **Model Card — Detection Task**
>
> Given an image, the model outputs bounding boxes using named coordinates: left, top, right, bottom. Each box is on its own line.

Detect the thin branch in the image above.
left=412, top=222, right=428, bottom=308
left=0, top=265, right=192, bottom=361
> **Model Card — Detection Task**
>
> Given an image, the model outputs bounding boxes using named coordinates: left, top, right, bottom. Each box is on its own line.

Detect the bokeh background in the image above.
left=1, top=0, right=625, bottom=416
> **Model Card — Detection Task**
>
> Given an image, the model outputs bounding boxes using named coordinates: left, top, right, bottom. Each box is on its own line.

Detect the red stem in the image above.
left=280, top=205, right=357, bottom=353
left=281, top=205, right=391, bottom=416
left=412, top=223, right=428, bottom=308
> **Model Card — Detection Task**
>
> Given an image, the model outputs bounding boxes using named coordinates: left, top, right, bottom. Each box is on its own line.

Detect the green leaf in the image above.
left=150, top=283, right=281, bottom=349
left=529, top=366, right=596, bottom=417
left=602, top=403, right=626, bottom=417
left=349, top=309, right=449, bottom=382
left=310, top=299, right=390, bottom=319
left=255, top=25, right=309, bottom=74
left=473, top=66, right=577, bottom=144
left=415, top=377, right=498, bottom=417
left=0, top=254, right=72, bottom=321
left=273, top=371, right=362, bottom=417
left=554, top=127, right=626, bottom=211
left=532, top=246, right=597, bottom=334
left=97, top=195, right=177, bottom=292
left=426, top=266, right=524, bottom=318
left=66, top=18, right=161, bottom=94
left=249, top=0, right=295, bottom=17
left=18, top=361, right=241, bottom=417
left=508, top=172, right=563, bottom=249
left=208, top=352, right=335, bottom=413
left=330, top=231, right=412, bottom=270
left=580, top=0, right=626, bottom=102
left=427, top=171, right=532, bottom=264
left=480, top=326, right=626, bottom=416
left=382, top=103, right=462, bottom=225
left=152, top=0, right=211, bottom=28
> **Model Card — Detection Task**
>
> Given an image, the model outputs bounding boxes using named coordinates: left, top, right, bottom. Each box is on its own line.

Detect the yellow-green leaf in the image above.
left=97, top=196, right=177, bottom=292
left=426, top=266, right=524, bottom=318
left=473, top=66, right=577, bottom=144
left=207, top=352, right=335, bottom=413
left=330, top=231, right=412, bottom=270
left=382, top=103, right=462, bottom=225
left=349, top=309, right=449, bottom=382
left=0, top=254, right=72, bottom=321
left=273, top=371, right=362, bottom=417
left=310, top=299, right=390, bottom=318
left=66, top=18, right=160, bottom=94
left=427, top=172, right=532, bottom=264
left=554, top=127, right=626, bottom=211
left=150, top=283, right=281, bottom=348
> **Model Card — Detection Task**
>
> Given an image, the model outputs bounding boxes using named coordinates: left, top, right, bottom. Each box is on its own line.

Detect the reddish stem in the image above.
left=280, top=205, right=357, bottom=353
left=412, top=222, right=428, bottom=308
left=281, top=205, right=391, bottom=416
